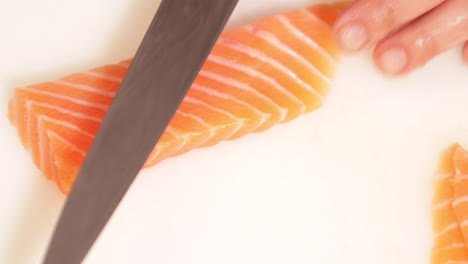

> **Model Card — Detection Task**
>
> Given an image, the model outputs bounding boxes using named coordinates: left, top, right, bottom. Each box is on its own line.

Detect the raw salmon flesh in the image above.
left=432, top=144, right=468, bottom=264
left=8, top=2, right=350, bottom=194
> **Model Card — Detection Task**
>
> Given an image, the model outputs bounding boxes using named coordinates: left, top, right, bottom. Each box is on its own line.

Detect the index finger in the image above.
left=333, top=0, right=445, bottom=51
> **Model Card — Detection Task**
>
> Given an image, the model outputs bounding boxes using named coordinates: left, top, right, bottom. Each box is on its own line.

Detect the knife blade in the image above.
left=42, top=0, right=238, bottom=263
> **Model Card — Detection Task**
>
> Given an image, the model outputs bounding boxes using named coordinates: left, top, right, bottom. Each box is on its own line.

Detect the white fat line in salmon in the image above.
left=28, top=111, right=94, bottom=160
left=191, top=83, right=270, bottom=126
left=198, top=70, right=288, bottom=121
left=301, top=9, right=334, bottom=31
left=26, top=101, right=102, bottom=122
left=22, top=103, right=61, bottom=176
left=146, top=128, right=182, bottom=165
left=178, top=110, right=215, bottom=142
left=46, top=130, right=86, bottom=156
left=276, top=15, right=337, bottom=66
left=460, top=219, right=468, bottom=228
left=217, top=38, right=323, bottom=103
left=37, top=114, right=94, bottom=138
left=183, top=96, right=244, bottom=123
left=164, top=110, right=214, bottom=153
left=454, top=168, right=468, bottom=182
left=24, top=100, right=97, bottom=172
left=19, top=87, right=109, bottom=110
left=20, top=97, right=102, bottom=167
left=158, top=126, right=201, bottom=160
left=433, top=243, right=466, bottom=252
left=149, top=107, right=244, bottom=165
left=207, top=54, right=307, bottom=112
left=243, top=24, right=331, bottom=85
left=183, top=96, right=244, bottom=138
left=36, top=117, right=65, bottom=176
left=453, top=196, right=468, bottom=207
left=433, top=199, right=451, bottom=210
left=436, top=173, right=453, bottom=180
left=434, top=223, right=458, bottom=238
left=83, top=71, right=124, bottom=83
left=146, top=147, right=161, bottom=165
left=54, top=80, right=116, bottom=97
left=178, top=111, right=242, bottom=145
left=181, top=106, right=242, bottom=145
left=158, top=127, right=185, bottom=158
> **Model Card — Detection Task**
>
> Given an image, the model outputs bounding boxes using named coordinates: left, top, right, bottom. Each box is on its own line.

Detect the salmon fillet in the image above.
left=432, top=144, right=468, bottom=264
left=8, top=2, right=349, bottom=194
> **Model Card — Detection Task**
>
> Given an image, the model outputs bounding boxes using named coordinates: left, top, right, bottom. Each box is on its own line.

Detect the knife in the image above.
left=42, top=0, right=238, bottom=263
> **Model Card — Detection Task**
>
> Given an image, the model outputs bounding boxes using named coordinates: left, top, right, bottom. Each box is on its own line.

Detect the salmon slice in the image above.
left=8, top=2, right=348, bottom=195
left=432, top=144, right=468, bottom=264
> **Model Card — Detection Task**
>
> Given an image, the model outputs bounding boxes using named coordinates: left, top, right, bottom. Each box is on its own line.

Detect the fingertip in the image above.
left=332, top=1, right=369, bottom=52
left=334, top=22, right=369, bottom=52
left=372, top=0, right=468, bottom=76
left=374, top=46, right=409, bottom=75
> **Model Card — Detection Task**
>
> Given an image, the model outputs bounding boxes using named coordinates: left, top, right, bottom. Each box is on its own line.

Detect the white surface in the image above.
left=1, top=0, right=468, bottom=263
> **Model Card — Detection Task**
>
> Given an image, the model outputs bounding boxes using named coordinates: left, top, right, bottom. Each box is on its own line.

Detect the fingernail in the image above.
left=379, top=47, right=408, bottom=74
left=337, top=23, right=368, bottom=51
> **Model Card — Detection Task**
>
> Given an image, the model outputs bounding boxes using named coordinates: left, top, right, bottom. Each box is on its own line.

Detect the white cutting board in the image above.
left=1, top=0, right=468, bottom=263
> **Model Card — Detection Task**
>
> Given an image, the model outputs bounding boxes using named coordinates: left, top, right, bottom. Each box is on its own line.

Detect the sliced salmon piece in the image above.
left=8, top=2, right=348, bottom=195
left=432, top=144, right=468, bottom=264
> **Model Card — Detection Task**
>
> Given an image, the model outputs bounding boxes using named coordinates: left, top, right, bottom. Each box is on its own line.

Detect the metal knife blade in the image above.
left=42, top=0, right=238, bottom=263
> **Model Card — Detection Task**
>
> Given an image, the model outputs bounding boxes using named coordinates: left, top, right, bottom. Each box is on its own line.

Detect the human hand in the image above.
left=333, top=0, right=468, bottom=75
